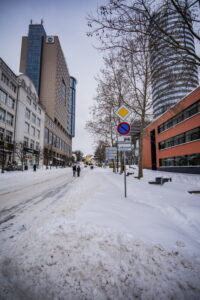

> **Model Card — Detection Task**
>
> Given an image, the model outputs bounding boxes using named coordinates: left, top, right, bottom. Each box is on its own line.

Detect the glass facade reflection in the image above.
left=69, top=76, right=77, bottom=137
left=26, top=24, right=46, bottom=94
left=150, top=4, right=199, bottom=118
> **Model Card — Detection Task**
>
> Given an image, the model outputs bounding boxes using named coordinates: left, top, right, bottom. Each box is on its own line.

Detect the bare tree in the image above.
left=94, top=140, right=110, bottom=164
left=119, top=34, right=152, bottom=177
left=86, top=53, right=131, bottom=146
left=14, top=142, right=25, bottom=171
left=73, top=150, right=84, bottom=162
left=87, top=0, right=200, bottom=67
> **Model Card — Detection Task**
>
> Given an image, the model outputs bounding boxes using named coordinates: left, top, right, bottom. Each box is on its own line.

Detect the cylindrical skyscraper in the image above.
left=150, top=1, right=199, bottom=118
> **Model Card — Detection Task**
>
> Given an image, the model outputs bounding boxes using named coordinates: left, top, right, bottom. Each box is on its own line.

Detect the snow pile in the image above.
left=1, top=222, right=200, bottom=300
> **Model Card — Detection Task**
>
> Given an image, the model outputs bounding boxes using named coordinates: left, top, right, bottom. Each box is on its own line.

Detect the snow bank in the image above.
left=1, top=222, right=200, bottom=300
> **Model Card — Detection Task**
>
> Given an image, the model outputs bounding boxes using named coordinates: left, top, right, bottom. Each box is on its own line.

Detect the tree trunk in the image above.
left=137, top=110, right=146, bottom=178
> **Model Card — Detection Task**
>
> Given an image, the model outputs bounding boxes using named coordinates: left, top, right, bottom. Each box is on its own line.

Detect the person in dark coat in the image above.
left=72, top=165, right=76, bottom=177
left=77, top=165, right=81, bottom=177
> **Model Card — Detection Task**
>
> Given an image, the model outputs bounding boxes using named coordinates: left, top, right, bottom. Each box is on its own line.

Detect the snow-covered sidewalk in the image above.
left=0, top=166, right=200, bottom=299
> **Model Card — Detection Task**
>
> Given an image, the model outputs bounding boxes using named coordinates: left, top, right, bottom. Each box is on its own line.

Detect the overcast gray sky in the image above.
left=0, top=0, right=103, bottom=156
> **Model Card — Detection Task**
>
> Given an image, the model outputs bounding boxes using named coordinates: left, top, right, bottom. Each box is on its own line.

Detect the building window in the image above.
left=0, top=89, right=7, bottom=104
left=160, top=153, right=200, bottom=167
left=25, top=122, right=30, bottom=134
left=159, top=127, right=200, bottom=150
left=158, top=100, right=200, bottom=133
left=31, top=126, right=35, bottom=136
left=6, top=113, right=14, bottom=126
left=0, top=127, right=5, bottom=140
left=1, top=73, right=9, bottom=86
left=27, top=97, right=31, bottom=105
left=36, top=129, right=40, bottom=139
left=61, top=80, right=66, bottom=104
left=49, top=131, right=53, bottom=145
left=33, top=102, right=37, bottom=110
left=7, top=96, right=15, bottom=109
left=36, top=142, right=39, bottom=150
left=30, top=139, right=35, bottom=149
left=32, top=113, right=36, bottom=124
left=0, top=108, right=6, bottom=121
left=5, top=130, right=12, bottom=142
left=10, top=82, right=17, bottom=93
left=36, top=117, right=41, bottom=127
left=45, top=128, right=49, bottom=144
left=24, top=137, right=29, bottom=147
left=25, top=108, right=31, bottom=119
left=53, top=134, right=57, bottom=147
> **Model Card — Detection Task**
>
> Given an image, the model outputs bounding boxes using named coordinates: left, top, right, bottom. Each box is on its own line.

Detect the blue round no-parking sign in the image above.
left=117, top=122, right=131, bottom=135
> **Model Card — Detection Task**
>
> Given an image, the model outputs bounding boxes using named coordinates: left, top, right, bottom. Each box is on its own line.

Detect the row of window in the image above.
left=0, top=108, right=14, bottom=126
left=25, top=108, right=41, bottom=126
left=158, top=100, right=200, bottom=133
left=44, top=127, right=70, bottom=154
left=152, top=74, right=197, bottom=93
left=159, top=127, right=200, bottom=150
left=24, top=137, right=40, bottom=150
left=1, top=73, right=17, bottom=93
left=0, top=127, right=12, bottom=142
left=0, top=89, right=15, bottom=109
left=160, top=153, right=200, bottom=167
left=25, top=122, right=40, bottom=138
left=26, top=96, right=42, bottom=114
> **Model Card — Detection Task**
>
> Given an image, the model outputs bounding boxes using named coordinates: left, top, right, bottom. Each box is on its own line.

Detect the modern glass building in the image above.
left=69, top=76, right=77, bottom=137
left=20, top=21, right=76, bottom=166
left=25, top=23, right=46, bottom=95
left=150, top=1, right=199, bottom=119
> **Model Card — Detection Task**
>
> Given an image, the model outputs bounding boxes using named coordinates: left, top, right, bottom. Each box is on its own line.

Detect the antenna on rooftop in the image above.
left=41, top=19, right=44, bottom=25
left=30, top=19, right=32, bottom=24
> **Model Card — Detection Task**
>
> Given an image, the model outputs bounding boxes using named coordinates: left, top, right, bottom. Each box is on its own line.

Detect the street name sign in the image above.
left=118, top=135, right=131, bottom=143
left=105, top=147, right=117, bottom=160
left=118, top=144, right=132, bottom=152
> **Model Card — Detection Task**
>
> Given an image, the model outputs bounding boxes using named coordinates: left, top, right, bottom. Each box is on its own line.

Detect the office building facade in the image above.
left=0, top=58, right=45, bottom=171
left=20, top=22, right=75, bottom=166
left=150, top=1, right=199, bottom=118
left=15, top=74, right=45, bottom=167
left=143, top=86, right=200, bottom=174
left=0, top=58, right=18, bottom=169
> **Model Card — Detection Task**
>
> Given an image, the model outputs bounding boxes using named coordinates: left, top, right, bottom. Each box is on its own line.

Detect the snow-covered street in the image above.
left=0, top=166, right=200, bottom=299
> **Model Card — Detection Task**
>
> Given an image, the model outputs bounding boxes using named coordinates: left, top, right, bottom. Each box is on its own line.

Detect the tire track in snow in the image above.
left=0, top=174, right=76, bottom=227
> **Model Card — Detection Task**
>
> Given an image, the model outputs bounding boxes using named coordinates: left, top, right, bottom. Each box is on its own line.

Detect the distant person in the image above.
left=33, top=164, right=37, bottom=171
left=77, top=165, right=81, bottom=177
left=72, top=165, right=76, bottom=177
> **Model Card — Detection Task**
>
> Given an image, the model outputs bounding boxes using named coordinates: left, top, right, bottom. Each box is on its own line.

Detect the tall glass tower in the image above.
left=69, top=77, right=77, bottom=137
left=25, top=23, right=46, bottom=95
left=20, top=21, right=76, bottom=165
left=150, top=1, right=199, bottom=118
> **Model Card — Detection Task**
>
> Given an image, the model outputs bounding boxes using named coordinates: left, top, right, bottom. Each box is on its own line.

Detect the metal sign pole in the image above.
left=124, top=151, right=127, bottom=198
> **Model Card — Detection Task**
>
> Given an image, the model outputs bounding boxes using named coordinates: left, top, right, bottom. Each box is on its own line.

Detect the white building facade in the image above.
left=0, top=58, right=18, bottom=170
left=15, top=74, right=45, bottom=168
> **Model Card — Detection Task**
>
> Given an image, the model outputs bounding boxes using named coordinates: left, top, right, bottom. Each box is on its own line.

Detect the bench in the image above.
left=188, top=190, right=200, bottom=194
left=126, top=172, right=134, bottom=176
left=148, top=177, right=172, bottom=185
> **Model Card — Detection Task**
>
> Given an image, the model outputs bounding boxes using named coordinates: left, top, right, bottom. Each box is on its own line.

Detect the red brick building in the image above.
left=143, top=86, right=200, bottom=174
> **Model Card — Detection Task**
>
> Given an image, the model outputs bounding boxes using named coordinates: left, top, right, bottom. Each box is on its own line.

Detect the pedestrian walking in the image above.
left=77, top=165, right=81, bottom=177
left=33, top=164, right=37, bottom=171
left=72, top=165, right=76, bottom=177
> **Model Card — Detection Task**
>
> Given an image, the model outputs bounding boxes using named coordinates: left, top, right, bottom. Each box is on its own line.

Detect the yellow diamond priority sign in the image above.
left=115, top=105, right=131, bottom=120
